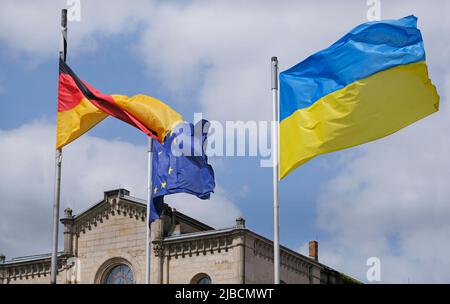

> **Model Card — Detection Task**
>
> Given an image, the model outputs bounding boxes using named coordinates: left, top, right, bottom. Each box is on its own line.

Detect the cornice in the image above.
left=73, top=196, right=146, bottom=235
left=0, top=255, right=71, bottom=282
left=252, top=238, right=313, bottom=277
left=161, top=228, right=318, bottom=277
left=160, top=232, right=235, bottom=259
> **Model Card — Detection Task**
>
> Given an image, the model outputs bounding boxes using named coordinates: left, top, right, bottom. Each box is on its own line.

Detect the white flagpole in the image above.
left=271, top=56, right=280, bottom=284
left=145, top=137, right=154, bottom=284
left=50, top=9, right=67, bottom=285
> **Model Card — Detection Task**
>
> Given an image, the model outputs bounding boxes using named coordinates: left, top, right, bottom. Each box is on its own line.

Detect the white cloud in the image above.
left=168, top=188, right=242, bottom=229
left=1, top=0, right=447, bottom=119
left=313, top=73, right=450, bottom=283
left=137, top=1, right=368, bottom=121
left=137, top=0, right=450, bottom=122
left=0, top=120, right=240, bottom=259
left=1, top=0, right=450, bottom=283
left=137, top=2, right=450, bottom=282
left=0, top=0, right=153, bottom=64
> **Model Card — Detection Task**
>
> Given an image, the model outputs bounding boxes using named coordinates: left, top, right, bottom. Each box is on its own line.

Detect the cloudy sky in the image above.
left=1, top=0, right=449, bottom=283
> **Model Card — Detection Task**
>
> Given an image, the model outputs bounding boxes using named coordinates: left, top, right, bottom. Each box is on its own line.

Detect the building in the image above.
left=0, top=189, right=358, bottom=284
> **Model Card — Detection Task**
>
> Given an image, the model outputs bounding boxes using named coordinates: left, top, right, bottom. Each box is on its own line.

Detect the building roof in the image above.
left=3, top=252, right=65, bottom=265
left=1, top=188, right=360, bottom=283
left=68, top=188, right=213, bottom=232
left=164, top=226, right=327, bottom=270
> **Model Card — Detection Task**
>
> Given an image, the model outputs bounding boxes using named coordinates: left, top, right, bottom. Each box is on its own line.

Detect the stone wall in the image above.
left=75, top=211, right=147, bottom=283
left=1, top=257, right=70, bottom=284
left=0, top=189, right=353, bottom=284
left=5, top=270, right=67, bottom=284
left=164, top=247, right=239, bottom=284
left=243, top=234, right=322, bottom=284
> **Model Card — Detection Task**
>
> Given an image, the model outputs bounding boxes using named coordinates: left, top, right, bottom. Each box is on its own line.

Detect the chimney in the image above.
left=0, top=253, right=5, bottom=264
left=308, top=240, right=318, bottom=261
left=235, top=217, right=246, bottom=229
left=60, top=208, right=75, bottom=255
left=118, top=188, right=130, bottom=197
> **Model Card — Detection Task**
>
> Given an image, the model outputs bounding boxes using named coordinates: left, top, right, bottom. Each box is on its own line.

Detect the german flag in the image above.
left=56, top=59, right=183, bottom=149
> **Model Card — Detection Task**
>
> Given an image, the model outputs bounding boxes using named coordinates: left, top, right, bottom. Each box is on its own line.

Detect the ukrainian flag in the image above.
left=280, top=15, right=439, bottom=179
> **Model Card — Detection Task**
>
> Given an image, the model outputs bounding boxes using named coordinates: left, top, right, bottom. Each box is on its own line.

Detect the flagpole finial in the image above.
left=271, top=57, right=279, bottom=90
left=61, top=9, right=67, bottom=27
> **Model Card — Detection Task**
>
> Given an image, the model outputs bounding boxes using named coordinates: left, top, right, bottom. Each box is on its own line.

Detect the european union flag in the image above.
left=150, top=120, right=215, bottom=222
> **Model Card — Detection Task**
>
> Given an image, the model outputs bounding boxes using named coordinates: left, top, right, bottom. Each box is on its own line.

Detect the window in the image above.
left=197, top=276, right=212, bottom=284
left=104, top=264, right=134, bottom=284
left=95, top=257, right=135, bottom=284
left=191, top=273, right=212, bottom=284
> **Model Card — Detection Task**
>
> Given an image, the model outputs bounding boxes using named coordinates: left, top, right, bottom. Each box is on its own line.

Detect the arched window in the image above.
left=104, top=264, right=134, bottom=284
left=95, top=257, right=135, bottom=284
left=190, top=273, right=212, bottom=284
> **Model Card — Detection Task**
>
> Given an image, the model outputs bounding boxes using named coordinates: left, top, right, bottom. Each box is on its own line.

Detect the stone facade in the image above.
left=0, top=189, right=358, bottom=284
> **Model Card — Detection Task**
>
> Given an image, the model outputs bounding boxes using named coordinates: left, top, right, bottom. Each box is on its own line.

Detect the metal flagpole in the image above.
left=271, top=56, right=280, bottom=284
left=50, top=8, right=67, bottom=284
left=145, top=137, right=154, bottom=284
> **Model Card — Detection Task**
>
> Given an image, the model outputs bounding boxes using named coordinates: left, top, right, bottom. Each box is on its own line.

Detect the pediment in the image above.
left=60, top=188, right=214, bottom=237
left=63, top=189, right=146, bottom=236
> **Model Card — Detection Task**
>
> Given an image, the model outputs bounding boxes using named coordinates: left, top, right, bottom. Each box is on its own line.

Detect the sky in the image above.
left=0, top=0, right=449, bottom=283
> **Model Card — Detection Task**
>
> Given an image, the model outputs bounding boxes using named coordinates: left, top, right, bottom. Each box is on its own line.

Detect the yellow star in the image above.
left=153, top=186, right=158, bottom=194
left=161, top=182, right=166, bottom=188
left=170, top=130, right=174, bottom=137
left=168, top=167, right=173, bottom=175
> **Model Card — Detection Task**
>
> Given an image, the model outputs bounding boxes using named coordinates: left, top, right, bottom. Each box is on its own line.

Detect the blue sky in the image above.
left=1, top=0, right=449, bottom=283
left=0, top=30, right=337, bottom=253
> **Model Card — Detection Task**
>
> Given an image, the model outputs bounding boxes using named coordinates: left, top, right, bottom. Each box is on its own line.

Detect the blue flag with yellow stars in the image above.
left=150, top=120, right=215, bottom=222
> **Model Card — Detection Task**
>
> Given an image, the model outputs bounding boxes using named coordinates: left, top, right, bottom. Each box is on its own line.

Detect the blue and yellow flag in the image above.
left=150, top=120, right=215, bottom=222
left=279, top=15, right=439, bottom=179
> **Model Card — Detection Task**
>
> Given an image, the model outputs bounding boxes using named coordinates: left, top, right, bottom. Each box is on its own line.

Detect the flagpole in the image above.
left=146, top=137, right=154, bottom=284
left=50, top=8, right=67, bottom=284
left=271, top=56, right=280, bottom=284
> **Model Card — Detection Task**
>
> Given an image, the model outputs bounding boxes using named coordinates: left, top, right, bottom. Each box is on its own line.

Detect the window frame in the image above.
left=190, top=273, right=212, bottom=284
left=95, top=257, right=135, bottom=284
